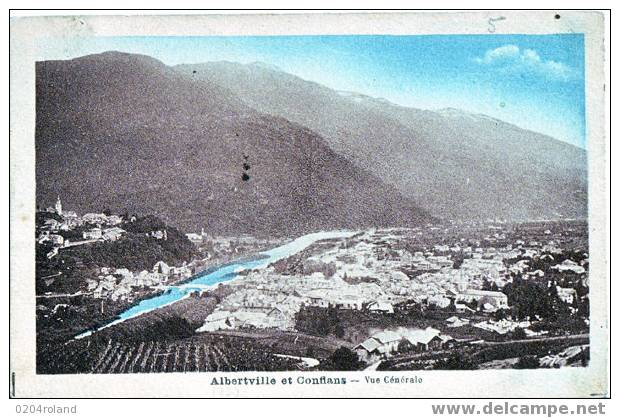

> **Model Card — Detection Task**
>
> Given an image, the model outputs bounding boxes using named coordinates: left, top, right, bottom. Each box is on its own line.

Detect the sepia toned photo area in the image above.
left=34, top=34, right=590, bottom=375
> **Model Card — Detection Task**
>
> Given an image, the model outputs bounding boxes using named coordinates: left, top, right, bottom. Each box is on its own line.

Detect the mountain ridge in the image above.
left=36, top=51, right=434, bottom=236
left=175, top=59, right=587, bottom=221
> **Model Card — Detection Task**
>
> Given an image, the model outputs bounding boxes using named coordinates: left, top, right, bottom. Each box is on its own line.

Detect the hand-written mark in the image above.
left=488, top=16, right=506, bottom=33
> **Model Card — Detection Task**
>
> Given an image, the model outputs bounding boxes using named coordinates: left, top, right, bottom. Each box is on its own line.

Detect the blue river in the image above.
left=76, top=230, right=355, bottom=339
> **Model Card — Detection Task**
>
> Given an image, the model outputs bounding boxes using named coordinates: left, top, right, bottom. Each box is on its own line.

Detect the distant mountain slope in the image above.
left=36, top=52, right=432, bottom=235
left=176, top=61, right=587, bottom=221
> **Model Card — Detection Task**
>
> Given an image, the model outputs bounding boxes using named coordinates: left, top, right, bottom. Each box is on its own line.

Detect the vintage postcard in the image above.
left=9, top=11, right=609, bottom=398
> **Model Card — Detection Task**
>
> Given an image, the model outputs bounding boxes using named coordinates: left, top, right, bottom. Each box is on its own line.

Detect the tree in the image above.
left=452, top=252, right=465, bottom=269
left=433, top=352, right=477, bottom=370
left=577, top=295, right=590, bottom=318
left=514, top=355, right=539, bottom=369
left=492, top=308, right=509, bottom=321
left=511, top=327, right=527, bottom=340
left=334, top=324, right=345, bottom=338
left=330, top=347, right=363, bottom=371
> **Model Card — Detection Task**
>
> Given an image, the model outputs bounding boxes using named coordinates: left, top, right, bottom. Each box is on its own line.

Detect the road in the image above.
left=36, top=291, right=89, bottom=299
left=384, top=333, right=589, bottom=365
left=478, top=333, right=589, bottom=346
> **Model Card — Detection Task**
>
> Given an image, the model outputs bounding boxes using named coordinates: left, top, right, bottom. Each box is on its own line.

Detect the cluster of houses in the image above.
left=37, top=196, right=129, bottom=257
left=42, top=196, right=124, bottom=231
left=197, top=307, right=289, bottom=332
left=87, top=261, right=193, bottom=301
left=354, top=327, right=454, bottom=363
left=472, top=318, right=532, bottom=335
left=302, top=288, right=395, bottom=313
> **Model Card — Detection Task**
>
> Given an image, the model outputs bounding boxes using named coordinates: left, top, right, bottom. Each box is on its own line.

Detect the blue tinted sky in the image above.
left=39, top=34, right=585, bottom=148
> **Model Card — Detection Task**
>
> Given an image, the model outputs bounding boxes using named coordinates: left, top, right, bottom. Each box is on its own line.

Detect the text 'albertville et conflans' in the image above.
left=211, top=376, right=348, bottom=385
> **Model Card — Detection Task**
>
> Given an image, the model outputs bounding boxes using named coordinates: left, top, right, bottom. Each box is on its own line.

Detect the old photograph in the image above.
left=9, top=10, right=609, bottom=398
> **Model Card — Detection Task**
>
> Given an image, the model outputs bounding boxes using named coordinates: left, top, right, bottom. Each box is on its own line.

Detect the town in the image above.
left=35, top=198, right=590, bottom=373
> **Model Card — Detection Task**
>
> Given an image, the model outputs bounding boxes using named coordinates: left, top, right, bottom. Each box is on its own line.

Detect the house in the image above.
left=186, top=233, right=203, bottom=245
left=456, top=289, right=508, bottom=310
left=170, top=265, right=192, bottom=279
left=427, top=294, right=451, bottom=309
left=266, top=307, right=288, bottom=327
left=153, top=260, right=171, bottom=276
left=528, top=269, right=545, bottom=279
left=446, top=315, right=470, bottom=327
left=48, top=234, right=64, bottom=246
left=427, top=255, right=453, bottom=269
left=303, top=289, right=331, bottom=308
left=454, top=303, right=476, bottom=314
left=106, top=215, right=123, bottom=225
left=473, top=319, right=531, bottom=335
left=415, top=260, right=434, bottom=270
left=150, top=230, right=167, bottom=240
left=354, top=330, right=403, bottom=363
left=481, top=302, right=497, bottom=313
left=198, top=311, right=236, bottom=332
left=82, top=213, right=110, bottom=225
left=62, top=210, right=78, bottom=220
left=43, top=219, right=61, bottom=231
left=37, top=231, right=50, bottom=244
left=83, top=228, right=102, bottom=240
left=438, top=334, right=456, bottom=348
left=556, top=286, right=577, bottom=304
left=333, top=294, right=365, bottom=310
left=367, top=301, right=394, bottom=314
left=551, top=260, right=586, bottom=275
left=403, top=327, right=443, bottom=351
left=354, top=338, right=384, bottom=363
left=102, top=227, right=125, bottom=241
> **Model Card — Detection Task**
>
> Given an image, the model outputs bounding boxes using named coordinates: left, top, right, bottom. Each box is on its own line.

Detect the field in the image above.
left=38, top=333, right=302, bottom=374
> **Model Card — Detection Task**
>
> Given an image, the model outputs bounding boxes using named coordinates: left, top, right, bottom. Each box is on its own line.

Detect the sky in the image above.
left=38, top=34, right=586, bottom=148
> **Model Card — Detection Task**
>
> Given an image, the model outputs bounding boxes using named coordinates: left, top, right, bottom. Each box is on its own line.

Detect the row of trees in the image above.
left=503, top=278, right=568, bottom=321
left=294, top=306, right=345, bottom=338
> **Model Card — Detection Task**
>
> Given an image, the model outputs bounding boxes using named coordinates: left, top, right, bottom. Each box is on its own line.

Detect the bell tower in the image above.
left=55, top=196, right=62, bottom=216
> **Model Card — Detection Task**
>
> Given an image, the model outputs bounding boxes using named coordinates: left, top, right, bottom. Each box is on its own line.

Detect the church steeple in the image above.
left=55, top=195, right=62, bottom=216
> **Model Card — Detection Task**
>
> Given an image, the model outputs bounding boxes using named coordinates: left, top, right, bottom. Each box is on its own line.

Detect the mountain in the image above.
left=35, top=52, right=433, bottom=235
left=175, top=61, right=587, bottom=221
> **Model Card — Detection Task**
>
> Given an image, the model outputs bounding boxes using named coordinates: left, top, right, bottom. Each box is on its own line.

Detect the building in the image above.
left=150, top=230, right=167, bottom=240
left=354, top=330, right=402, bottom=363
left=402, top=327, right=444, bottom=351
left=82, top=213, right=108, bottom=225
left=355, top=327, right=452, bottom=363
left=333, top=295, right=365, bottom=310
left=62, top=210, right=78, bottom=220
left=106, top=215, right=123, bottom=225
left=456, top=289, right=509, bottom=310
left=556, top=286, right=577, bottom=305
left=43, top=219, right=61, bottom=231
left=186, top=233, right=203, bottom=246
left=446, top=316, right=470, bottom=327
left=55, top=196, right=62, bottom=216
left=197, top=311, right=236, bottom=332
left=454, top=303, right=476, bottom=314
left=551, top=260, right=586, bottom=275
left=153, top=260, right=171, bottom=276
left=83, top=228, right=102, bottom=240
left=102, top=227, right=125, bottom=241
left=48, top=234, right=64, bottom=246
left=368, top=301, right=394, bottom=314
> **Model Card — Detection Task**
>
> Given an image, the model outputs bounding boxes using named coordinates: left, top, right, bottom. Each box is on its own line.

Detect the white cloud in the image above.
left=475, top=45, right=576, bottom=82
